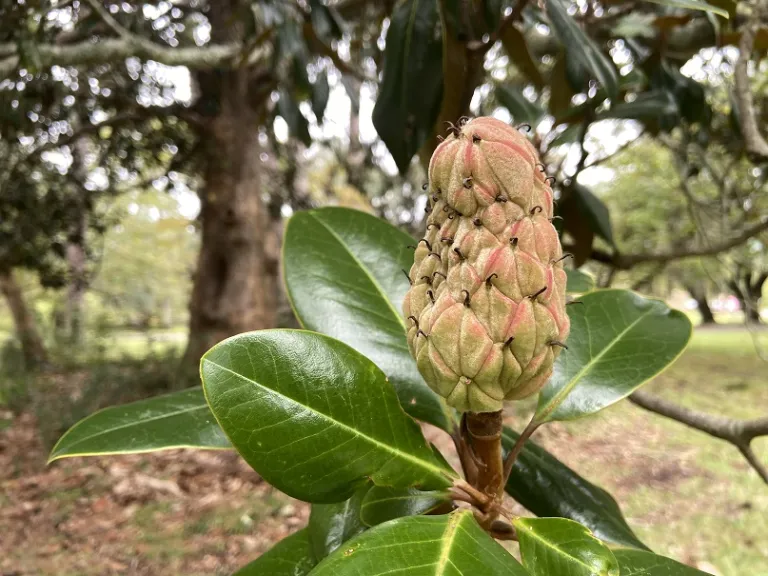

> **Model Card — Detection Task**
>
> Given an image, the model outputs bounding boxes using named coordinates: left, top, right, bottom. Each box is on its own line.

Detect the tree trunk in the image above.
left=0, top=268, right=48, bottom=368
left=178, top=1, right=277, bottom=382
left=684, top=284, right=716, bottom=325
left=746, top=272, right=767, bottom=324
left=64, top=137, right=90, bottom=345
left=728, top=274, right=763, bottom=325
left=65, top=222, right=87, bottom=345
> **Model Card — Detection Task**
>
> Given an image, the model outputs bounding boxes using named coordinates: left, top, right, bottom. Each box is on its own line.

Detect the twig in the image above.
left=630, top=390, right=768, bottom=484
left=453, top=478, right=492, bottom=506
left=734, top=0, right=768, bottom=161
left=583, top=131, right=644, bottom=169
left=302, top=22, right=373, bottom=83
left=502, top=415, right=540, bottom=485
left=449, top=487, right=478, bottom=505
left=580, top=216, right=768, bottom=270
left=84, top=0, right=131, bottom=38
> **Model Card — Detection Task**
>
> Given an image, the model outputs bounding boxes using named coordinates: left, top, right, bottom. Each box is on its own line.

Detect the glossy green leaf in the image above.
left=536, top=290, right=692, bottom=423
left=372, top=0, right=444, bottom=173
left=312, top=71, right=330, bottom=123
left=547, top=0, right=619, bottom=101
left=201, top=330, right=454, bottom=503
left=549, top=53, right=576, bottom=119
left=278, top=88, right=311, bottom=146
left=496, top=84, right=546, bottom=125
left=641, top=0, right=729, bottom=18
left=233, top=529, right=315, bottom=576
left=597, top=90, right=679, bottom=122
left=566, top=268, right=595, bottom=294
left=514, top=517, right=620, bottom=576
left=48, top=388, right=229, bottom=463
left=309, top=0, right=344, bottom=43
left=360, top=486, right=450, bottom=526
left=548, top=123, right=582, bottom=148
left=503, top=428, right=648, bottom=550
left=311, top=511, right=528, bottom=575
left=614, top=549, right=713, bottom=575
left=309, top=485, right=368, bottom=560
left=500, top=24, right=545, bottom=88
left=283, top=207, right=451, bottom=431
left=570, top=183, right=615, bottom=247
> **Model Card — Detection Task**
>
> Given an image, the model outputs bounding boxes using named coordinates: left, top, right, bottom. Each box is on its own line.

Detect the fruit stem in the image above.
left=464, top=411, right=504, bottom=500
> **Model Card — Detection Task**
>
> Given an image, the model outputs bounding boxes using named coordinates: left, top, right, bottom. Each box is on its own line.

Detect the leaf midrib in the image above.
left=51, top=403, right=211, bottom=455
left=202, top=359, right=452, bottom=484
left=310, top=212, right=407, bottom=331
left=435, top=512, right=463, bottom=575
left=536, top=305, right=654, bottom=422
left=518, top=522, right=609, bottom=574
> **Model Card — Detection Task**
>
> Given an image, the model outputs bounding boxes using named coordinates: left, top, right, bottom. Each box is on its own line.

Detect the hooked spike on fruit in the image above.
left=529, top=286, right=547, bottom=300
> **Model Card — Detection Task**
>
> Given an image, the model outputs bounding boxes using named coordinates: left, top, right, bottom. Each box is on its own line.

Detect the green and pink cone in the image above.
left=403, top=117, right=570, bottom=413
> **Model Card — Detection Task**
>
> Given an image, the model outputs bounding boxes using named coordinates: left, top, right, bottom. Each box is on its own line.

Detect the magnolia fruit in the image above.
left=403, top=117, right=570, bottom=413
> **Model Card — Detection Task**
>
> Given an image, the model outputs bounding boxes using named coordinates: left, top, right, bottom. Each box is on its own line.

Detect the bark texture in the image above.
left=179, top=1, right=277, bottom=379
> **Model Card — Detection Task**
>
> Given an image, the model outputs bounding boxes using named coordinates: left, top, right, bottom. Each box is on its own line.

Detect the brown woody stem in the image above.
left=502, top=416, right=541, bottom=486
left=465, top=411, right=505, bottom=500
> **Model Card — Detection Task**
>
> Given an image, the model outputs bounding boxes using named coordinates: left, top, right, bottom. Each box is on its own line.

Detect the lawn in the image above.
left=1, top=326, right=766, bottom=575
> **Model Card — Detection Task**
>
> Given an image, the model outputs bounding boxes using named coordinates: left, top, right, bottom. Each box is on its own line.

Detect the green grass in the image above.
left=688, top=327, right=768, bottom=358
left=532, top=327, right=768, bottom=575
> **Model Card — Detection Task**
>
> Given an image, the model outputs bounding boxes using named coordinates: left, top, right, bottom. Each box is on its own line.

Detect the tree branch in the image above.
left=302, top=22, right=373, bottom=82
left=0, top=37, right=256, bottom=79
left=630, top=390, right=768, bottom=484
left=582, top=131, right=644, bottom=169
left=579, top=216, right=768, bottom=270
left=83, top=0, right=131, bottom=38
left=734, top=0, right=768, bottom=161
